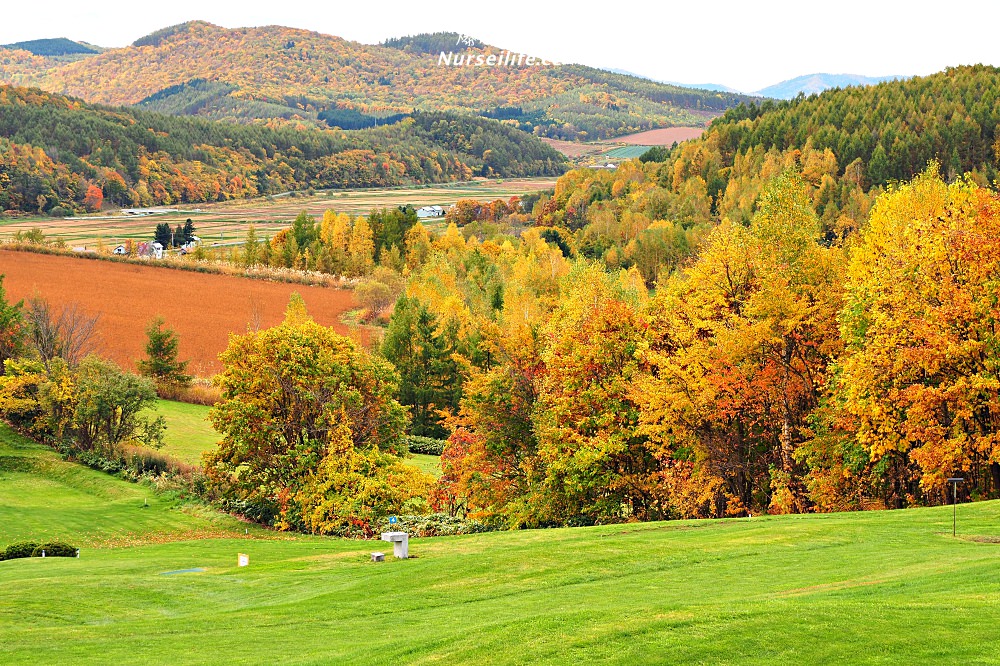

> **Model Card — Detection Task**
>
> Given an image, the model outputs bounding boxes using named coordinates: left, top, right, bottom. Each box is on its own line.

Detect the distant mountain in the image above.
left=754, top=73, right=907, bottom=100
left=666, top=81, right=741, bottom=94
left=604, top=68, right=739, bottom=94
left=1, top=37, right=99, bottom=56
left=0, top=22, right=755, bottom=141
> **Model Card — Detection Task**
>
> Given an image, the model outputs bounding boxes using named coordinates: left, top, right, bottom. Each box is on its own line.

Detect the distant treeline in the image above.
left=382, top=32, right=483, bottom=54
left=317, top=107, right=409, bottom=130
left=2, top=38, right=98, bottom=56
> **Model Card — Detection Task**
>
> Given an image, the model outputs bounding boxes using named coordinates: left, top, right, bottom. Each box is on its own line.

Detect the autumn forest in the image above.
left=1, top=24, right=999, bottom=532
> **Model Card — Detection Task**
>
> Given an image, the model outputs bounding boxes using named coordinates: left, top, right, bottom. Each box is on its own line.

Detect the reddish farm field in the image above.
left=0, top=250, right=361, bottom=376
left=539, top=138, right=606, bottom=159
left=614, top=127, right=705, bottom=145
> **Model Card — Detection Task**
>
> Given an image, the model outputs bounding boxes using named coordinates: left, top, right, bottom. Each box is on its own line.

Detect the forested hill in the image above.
left=711, top=65, right=1000, bottom=186
left=1, top=38, right=99, bottom=56
left=0, top=86, right=566, bottom=215
left=527, top=65, right=1000, bottom=286
left=363, top=65, right=1000, bottom=524
left=0, top=22, right=754, bottom=140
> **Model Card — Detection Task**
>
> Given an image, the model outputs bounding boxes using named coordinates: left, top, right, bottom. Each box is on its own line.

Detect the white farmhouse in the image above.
left=416, top=205, right=445, bottom=219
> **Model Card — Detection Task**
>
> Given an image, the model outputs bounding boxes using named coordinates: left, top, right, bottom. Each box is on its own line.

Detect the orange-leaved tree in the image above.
left=638, top=172, right=845, bottom=516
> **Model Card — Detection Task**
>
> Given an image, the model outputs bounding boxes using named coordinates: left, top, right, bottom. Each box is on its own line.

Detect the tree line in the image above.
left=384, top=168, right=1000, bottom=525
left=2, top=167, right=997, bottom=531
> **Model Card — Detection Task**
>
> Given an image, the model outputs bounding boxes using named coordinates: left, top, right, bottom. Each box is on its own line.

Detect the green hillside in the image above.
left=151, top=399, right=218, bottom=466
left=1, top=38, right=99, bottom=56
left=0, top=85, right=565, bottom=214
left=0, top=424, right=249, bottom=546
left=2, top=421, right=999, bottom=663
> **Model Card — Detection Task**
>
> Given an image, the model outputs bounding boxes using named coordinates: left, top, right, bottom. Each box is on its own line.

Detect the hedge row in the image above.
left=372, top=513, right=493, bottom=537
left=0, top=541, right=77, bottom=560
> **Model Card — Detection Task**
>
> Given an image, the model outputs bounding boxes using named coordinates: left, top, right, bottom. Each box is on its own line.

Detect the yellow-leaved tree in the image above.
left=638, top=172, right=845, bottom=516
left=205, top=294, right=427, bottom=533
left=834, top=168, right=1000, bottom=506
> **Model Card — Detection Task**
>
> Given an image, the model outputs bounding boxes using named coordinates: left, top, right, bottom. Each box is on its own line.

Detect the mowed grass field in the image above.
left=3, top=421, right=1000, bottom=664
left=152, top=400, right=219, bottom=465
left=0, top=178, right=558, bottom=247
left=152, top=399, right=441, bottom=476
left=0, top=250, right=361, bottom=375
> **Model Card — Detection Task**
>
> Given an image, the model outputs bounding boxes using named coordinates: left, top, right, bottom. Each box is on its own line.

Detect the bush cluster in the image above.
left=407, top=436, right=446, bottom=456
left=73, top=445, right=206, bottom=492
left=218, top=498, right=279, bottom=525
left=0, top=541, right=77, bottom=561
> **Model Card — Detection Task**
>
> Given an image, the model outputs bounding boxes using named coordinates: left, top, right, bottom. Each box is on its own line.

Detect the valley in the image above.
left=1, top=11, right=999, bottom=665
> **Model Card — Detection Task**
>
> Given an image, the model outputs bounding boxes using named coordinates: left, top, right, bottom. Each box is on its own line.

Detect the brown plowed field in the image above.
left=0, top=250, right=360, bottom=376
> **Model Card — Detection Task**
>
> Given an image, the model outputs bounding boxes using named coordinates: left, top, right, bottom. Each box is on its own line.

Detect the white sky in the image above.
left=1, top=0, right=997, bottom=92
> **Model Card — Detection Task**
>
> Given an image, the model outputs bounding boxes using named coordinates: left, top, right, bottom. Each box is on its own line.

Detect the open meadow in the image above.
left=0, top=250, right=361, bottom=375
left=2, top=421, right=999, bottom=664
left=0, top=178, right=558, bottom=247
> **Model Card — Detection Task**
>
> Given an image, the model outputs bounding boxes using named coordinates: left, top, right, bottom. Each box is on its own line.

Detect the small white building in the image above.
left=112, top=245, right=128, bottom=255
left=416, top=205, right=445, bottom=219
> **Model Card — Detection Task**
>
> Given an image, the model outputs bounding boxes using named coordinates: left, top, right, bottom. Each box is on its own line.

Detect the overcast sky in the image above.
left=2, top=1, right=996, bottom=92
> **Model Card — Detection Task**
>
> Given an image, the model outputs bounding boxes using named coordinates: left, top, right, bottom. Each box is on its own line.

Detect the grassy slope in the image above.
left=408, top=453, right=442, bottom=477
left=153, top=399, right=218, bottom=465
left=152, top=399, right=441, bottom=477
left=2, top=422, right=1000, bottom=663
left=0, top=424, right=255, bottom=547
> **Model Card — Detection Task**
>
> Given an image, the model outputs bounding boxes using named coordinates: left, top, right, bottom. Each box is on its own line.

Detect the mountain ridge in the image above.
left=753, top=72, right=908, bottom=99
left=0, top=22, right=751, bottom=141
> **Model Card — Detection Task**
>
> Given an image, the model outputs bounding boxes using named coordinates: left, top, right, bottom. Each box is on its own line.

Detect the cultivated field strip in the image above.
left=0, top=178, right=558, bottom=246
left=0, top=250, right=361, bottom=375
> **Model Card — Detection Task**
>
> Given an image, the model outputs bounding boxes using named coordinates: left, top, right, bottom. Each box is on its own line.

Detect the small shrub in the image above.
left=75, top=450, right=125, bottom=474
left=120, top=446, right=173, bottom=476
left=1, top=542, right=39, bottom=561
left=407, top=436, right=446, bottom=456
left=158, top=378, right=221, bottom=406
left=220, top=498, right=279, bottom=525
left=31, top=542, right=77, bottom=557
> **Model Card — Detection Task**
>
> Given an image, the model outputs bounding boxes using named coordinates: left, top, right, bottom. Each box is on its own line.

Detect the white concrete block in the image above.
left=380, top=531, right=409, bottom=559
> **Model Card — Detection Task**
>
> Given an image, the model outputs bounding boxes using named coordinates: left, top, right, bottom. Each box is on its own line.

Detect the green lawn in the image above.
left=150, top=399, right=217, bottom=465
left=408, top=452, right=442, bottom=478
left=4, top=422, right=1000, bottom=664
left=0, top=424, right=256, bottom=547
